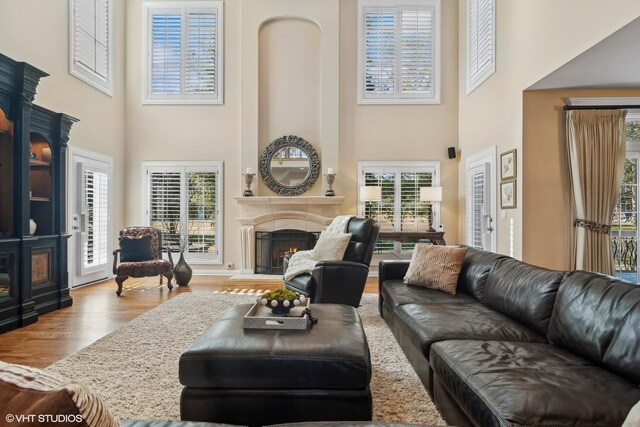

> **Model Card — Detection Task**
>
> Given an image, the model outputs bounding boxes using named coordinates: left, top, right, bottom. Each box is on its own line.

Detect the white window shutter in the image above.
left=150, top=12, right=182, bottom=96
left=146, top=164, right=223, bottom=263
left=359, top=1, right=439, bottom=104
left=145, top=2, right=223, bottom=104
left=400, top=8, right=434, bottom=94
left=82, top=169, right=109, bottom=268
left=467, top=0, right=495, bottom=94
left=148, top=171, right=183, bottom=248
left=361, top=164, right=438, bottom=255
left=185, top=10, right=217, bottom=96
left=363, top=10, right=397, bottom=95
left=71, top=0, right=112, bottom=94
left=186, top=171, right=219, bottom=256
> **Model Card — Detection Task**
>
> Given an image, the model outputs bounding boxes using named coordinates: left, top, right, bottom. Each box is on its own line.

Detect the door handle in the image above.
left=485, top=216, right=494, bottom=233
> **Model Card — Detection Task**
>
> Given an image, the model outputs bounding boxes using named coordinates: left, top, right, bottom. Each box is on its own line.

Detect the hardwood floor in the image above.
left=0, top=276, right=379, bottom=368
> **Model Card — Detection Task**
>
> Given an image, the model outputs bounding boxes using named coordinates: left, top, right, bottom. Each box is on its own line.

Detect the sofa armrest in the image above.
left=378, top=260, right=410, bottom=317
left=311, top=261, right=369, bottom=307
left=378, top=260, right=410, bottom=282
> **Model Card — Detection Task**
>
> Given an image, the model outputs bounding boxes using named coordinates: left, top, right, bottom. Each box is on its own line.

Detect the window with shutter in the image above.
left=144, top=2, right=223, bottom=104
left=358, top=0, right=441, bottom=104
left=358, top=161, right=440, bottom=255
left=83, top=168, right=109, bottom=269
left=466, top=0, right=495, bottom=94
left=145, top=162, right=223, bottom=264
left=70, top=0, right=113, bottom=95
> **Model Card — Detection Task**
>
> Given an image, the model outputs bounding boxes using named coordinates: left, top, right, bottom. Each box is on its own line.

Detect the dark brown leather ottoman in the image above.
left=179, top=303, right=372, bottom=427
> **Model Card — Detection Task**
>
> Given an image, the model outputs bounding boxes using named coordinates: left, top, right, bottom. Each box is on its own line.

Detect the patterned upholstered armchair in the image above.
left=112, top=227, right=174, bottom=296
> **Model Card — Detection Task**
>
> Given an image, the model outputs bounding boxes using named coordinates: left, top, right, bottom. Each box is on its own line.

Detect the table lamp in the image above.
left=360, top=186, right=382, bottom=219
left=420, top=186, right=442, bottom=232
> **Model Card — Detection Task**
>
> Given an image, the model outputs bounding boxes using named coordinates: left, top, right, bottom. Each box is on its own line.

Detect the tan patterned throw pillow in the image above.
left=0, top=360, right=119, bottom=427
left=403, top=244, right=468, bottom=294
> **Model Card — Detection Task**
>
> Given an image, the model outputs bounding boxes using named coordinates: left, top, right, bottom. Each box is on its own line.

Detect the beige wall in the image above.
left=0, top=0, right=126, bottom=239
left=339, top=0, right=460, bottom=242
left=124, top=0, right=242, bottom=271
left=125, top=0, right=460, bottom=271
left=522, top=88, right=640, bottom=270
left=458, top=0, right=640, bottom=258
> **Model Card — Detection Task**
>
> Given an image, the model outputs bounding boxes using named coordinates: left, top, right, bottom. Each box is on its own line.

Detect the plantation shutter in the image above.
left=467, top=0, right=495, bottom=92
left=73, top=0, right=110, bottom=81
left=185, top=11, right=217, bottom=96
left=150, top=12, right=182, bottom=96
left=186, top=171, right=219, bottom=256
left=362, top=5, right=435, bottom=98
left=362, top=166, right=437, bottom=254
left=147, top=165, right=222, bottom=262
left=400, top=9, right=433, bottom=94
left=82, top=168, right=109, bottom=269
left=364, top=10, right=397, bottom=94
left=466, top=164, right=488, bottom=249
left=148, top=171, right=182, bottom=248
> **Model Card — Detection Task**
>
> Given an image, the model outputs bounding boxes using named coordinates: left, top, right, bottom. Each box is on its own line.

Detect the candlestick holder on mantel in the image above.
left=243, top=168, right=255, bottom=197
left=325, top=172, right=336, bottom=197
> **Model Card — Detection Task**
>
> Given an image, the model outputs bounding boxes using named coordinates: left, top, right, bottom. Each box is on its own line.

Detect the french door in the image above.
left=69, top=149, right=113, bottom=287
left=466, top=147, right=496, bottom=252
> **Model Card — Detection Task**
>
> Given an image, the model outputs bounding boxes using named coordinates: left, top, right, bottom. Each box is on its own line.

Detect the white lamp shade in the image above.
left=360, top=186, right=382, bottom=202
left=420, top=186, right=443, bottom=202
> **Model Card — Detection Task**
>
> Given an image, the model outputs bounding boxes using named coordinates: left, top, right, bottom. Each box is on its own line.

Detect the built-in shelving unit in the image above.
left=0, top=53, right=78, bottom=333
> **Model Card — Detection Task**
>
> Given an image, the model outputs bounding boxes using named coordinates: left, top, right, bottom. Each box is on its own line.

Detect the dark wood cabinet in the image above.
left=0, top=53, right=77, bottom=333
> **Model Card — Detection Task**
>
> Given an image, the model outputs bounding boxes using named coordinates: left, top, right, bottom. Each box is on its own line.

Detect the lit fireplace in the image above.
left=255, top=229, right=319, bottom=275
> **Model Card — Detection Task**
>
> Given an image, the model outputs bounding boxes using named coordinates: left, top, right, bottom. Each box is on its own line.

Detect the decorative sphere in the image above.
left=293, top=299, right=300, bottom=306
left=271, top=300, right=278, bottom=307
left=260, top=299, right=268, bottom=306
left=283, top=300, right=290, bottom=307
left=300, top=295, right=306, bottom=303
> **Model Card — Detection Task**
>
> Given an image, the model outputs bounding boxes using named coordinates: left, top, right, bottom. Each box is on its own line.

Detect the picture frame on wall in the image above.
left=500, top=179, right=517, bottom=209
left=500, top=149, right=517, bottom=180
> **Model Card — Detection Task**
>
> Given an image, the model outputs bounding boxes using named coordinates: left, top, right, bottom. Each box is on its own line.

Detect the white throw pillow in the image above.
left=311, top=232, right=352, bottom=261
left=623, top=400, right=640, bottom=427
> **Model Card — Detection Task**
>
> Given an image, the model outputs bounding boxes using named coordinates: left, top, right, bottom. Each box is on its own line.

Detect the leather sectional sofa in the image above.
left=378, top=246, right=640, bottom=427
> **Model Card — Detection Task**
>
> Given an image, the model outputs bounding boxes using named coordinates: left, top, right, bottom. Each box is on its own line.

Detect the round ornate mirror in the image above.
left=259, top=135, right=320, bottom=196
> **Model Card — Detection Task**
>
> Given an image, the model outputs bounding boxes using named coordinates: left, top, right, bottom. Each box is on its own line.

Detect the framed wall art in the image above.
left=500, top=179, right=517, bottom=209
left=500, top=149, right=517, bottom=180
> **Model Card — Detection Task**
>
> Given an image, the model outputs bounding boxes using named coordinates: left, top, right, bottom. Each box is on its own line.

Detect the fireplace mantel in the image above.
left=234, top=196, right=345, bottom=273
left=233, top=196, right=344, bottom=206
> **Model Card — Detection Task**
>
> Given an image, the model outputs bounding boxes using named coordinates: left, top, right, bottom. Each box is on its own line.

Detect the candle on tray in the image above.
left=327, top=167, right=334, bottom=175
left=246, top=167, right=253, bottom=174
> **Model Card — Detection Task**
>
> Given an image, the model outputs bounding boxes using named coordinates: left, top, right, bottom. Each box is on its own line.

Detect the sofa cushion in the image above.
left=548, top=270, right=640, bottom=383
left=381, top=279, right=477, bottom=312
left=484, top=257, right=564, bottom=335
left=403, top=244, right=467, bottom=294
left=311, top=232, right=352, bottom=261
left=394, top=303, right=546, bottom=359
left=430, top=340, right=640, bottom=427
left=0, top=360, right=119, bottom=427
left=456, top=246, right=507, bottom=300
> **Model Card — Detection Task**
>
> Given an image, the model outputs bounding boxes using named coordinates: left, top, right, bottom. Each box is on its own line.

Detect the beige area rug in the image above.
left=46, top=293, right=445, bottom=426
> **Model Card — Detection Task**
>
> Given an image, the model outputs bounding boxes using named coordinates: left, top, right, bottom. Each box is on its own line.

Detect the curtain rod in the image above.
left=563, top=105, right=640, bottom=110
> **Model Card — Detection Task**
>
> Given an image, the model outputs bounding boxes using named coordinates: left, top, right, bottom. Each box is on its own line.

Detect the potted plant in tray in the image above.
left=259, top=288, right=306, bottom=315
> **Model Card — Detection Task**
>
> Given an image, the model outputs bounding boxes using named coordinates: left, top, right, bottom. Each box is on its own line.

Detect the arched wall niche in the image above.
left=258, top=17, right=322, bottom=195
left=240, top=0, right=340, bottom=196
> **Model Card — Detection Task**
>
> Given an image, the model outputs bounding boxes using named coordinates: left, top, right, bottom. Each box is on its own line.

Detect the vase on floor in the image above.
left=173, top=252, right=192, bottom=286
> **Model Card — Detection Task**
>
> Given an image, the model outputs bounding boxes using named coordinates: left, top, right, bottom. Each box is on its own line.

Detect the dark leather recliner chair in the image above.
left=283, top=217, right=380, bottom=307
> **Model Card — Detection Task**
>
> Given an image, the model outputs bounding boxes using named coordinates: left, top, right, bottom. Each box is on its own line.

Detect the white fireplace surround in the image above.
left=234, top=196, right=344, bottom=273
